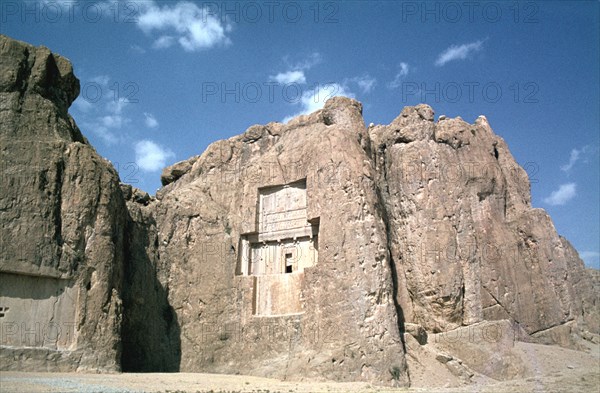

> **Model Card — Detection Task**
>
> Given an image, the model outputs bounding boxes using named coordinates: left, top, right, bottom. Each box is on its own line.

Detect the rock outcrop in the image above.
left=0, top=34, right=597, bottom=386
left=370, top=108, right=598, bottom=338
left=0, top=35, right=126, bottom=371
left=151, top=97, right=407, bottom=385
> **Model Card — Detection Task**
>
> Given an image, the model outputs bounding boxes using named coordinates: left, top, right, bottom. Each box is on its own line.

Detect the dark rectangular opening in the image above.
left=285, top=252, right=293, bottom=273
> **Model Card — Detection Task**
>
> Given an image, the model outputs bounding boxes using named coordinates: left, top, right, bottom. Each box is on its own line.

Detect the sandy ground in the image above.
left=1, top=368, right=598, bottom=393
left=1, top=341, right=598, bottom=393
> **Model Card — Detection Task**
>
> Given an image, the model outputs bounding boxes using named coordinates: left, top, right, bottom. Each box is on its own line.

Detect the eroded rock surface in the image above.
left=0, top=35, right=125, bottom=371
left=370, top=110, right=598, bottom=339
left=152, top=97, right=408, bottom=385
left=1, top=34, right=597, bottom=387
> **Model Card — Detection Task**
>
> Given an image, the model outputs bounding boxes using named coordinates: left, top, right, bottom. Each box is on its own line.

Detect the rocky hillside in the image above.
left=0, top=35, right=597, bottom=387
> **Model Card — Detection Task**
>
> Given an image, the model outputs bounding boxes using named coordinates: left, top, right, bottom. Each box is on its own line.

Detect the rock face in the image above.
left=369, top=108, right=598, bottom=337
left=151, top=97, right=407, bottom=385
left=0, top=35, right=126, bottom=371
left=119, top=184, right=181, bottom=372
left=0, top=35, right=597, bottom=386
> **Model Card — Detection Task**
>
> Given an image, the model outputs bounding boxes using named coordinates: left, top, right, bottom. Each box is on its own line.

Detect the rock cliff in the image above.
left=0, top=35, right=125, bottom=371
left=0, top=35, right=597, bottom=386
left=369, top=106, right=598, bottom=338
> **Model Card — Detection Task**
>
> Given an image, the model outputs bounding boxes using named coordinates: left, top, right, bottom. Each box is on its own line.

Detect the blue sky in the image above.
left=2, top=0, right=599, bottom=268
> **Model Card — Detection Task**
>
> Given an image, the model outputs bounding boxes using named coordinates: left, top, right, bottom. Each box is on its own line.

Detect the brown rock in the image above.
left=431, top=320, right=527, bottom=380
left=435, top=352, right=453, bottom=364
left=0, top=35, right=126, bottom=372
left=1, top=34, right=597, bottom=387
left=371, top=107, right=598, bottom=337
left=404, top=323, right=428, bottom=345
left=149, top=96, right=408, bottom=385
left=160, top=156, right=197, bottom=186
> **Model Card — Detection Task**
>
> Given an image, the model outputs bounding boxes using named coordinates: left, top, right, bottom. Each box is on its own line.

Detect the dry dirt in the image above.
left=2, top=341, right=598, bottom=393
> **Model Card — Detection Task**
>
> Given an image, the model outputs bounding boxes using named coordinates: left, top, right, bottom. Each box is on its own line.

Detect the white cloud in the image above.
left=72, top=95, right=93, bottom=113
left=134, top=140, right=175, bottom=172
left=144, top=112, right=159, bottom=129
left=560, top=148, right=581, bottom=172
left=84, top=124, right=119, bottom=145
left=388, top=62, right=410, bottom=89
left=435, top=40, right=485, bottom=66
left=271, top=70, right=306, bottom=85
left=97, top=98, right=130, bottom=136
left=560, top=145, right=596, bottom=172
left=285, top=52, right=322, bottom=71
left=70, top=76, right=131, bottom=146
left=91, top=75, right=110, bottom=86
left=283, top=83, right=353, bottom=123
left=579, top=251, right=600, bottom=267
left=350, top=74, right=377, bottom=94
left=152, top=35, right=176, bottom=49
left=137, top=1, right=231, bottom=52
left=543, top=183, right=577, bottom=206
left=269, top=53, right=322, bottom=86
left=101, top=114, right=124, bottom=129
left=37, top=0, right=78, bottom=7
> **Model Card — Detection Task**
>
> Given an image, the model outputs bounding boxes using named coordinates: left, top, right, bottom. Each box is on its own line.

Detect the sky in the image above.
left=1, top=0, right=599, bottom=268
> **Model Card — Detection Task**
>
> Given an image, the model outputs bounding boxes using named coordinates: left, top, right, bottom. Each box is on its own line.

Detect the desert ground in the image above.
left=2, top=341, right=598, bottom=393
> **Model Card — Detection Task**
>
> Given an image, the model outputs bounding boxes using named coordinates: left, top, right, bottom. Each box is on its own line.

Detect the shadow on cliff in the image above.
left=373, top=183, right=408, bottom=352
left=121, top=209, right=181, bottom=372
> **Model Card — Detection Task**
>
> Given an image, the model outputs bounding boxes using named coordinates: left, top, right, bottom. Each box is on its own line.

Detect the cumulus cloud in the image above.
left=435, top=40, right=485, bottom=66
left=270, top=70, right=306, bottom=85
left=101, top=114, right=124, bottom=129
left=283, top=83, right=353, bottom=123
left=144, top=112, right=159, bottom=129
left=137, top=1, right=231, bottom=52
left=388, top=62, right=410, bottom=89
left=543, top=183, right=577, bottom=206
left=134, top=140, right=175, bottom=172
left=349, top=74, right=377, bottom=94
left=152, top=35, right=176, bottom=49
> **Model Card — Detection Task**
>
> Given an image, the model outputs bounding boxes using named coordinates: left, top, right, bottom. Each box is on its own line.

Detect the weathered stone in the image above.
left=160, top=156, right=197, bottom=186
left=121, top=195, right=180, bottom=372
left=435, top=352, right=453, bottom=364
left=131, top=187, right=151, bottom=206
left=431, top=320, right=528, bottom=381
left=404, top=323, right=428, bottom=345
left=1, top=34, right=598, bottom=387
left=371, top=108, right=598, bottom=337
left=381, top=104, right=435, bottom=144
left=0, top=35, right=126, bottom=372
left=120, top=183, right=133, bottom=200
left=531, top=321, right=587, bottom=350
left=149, top=95, right=408, bottom=385
left=241, top=124, right=267, bottom=143
left=445, top=359, right=474, bottom=381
